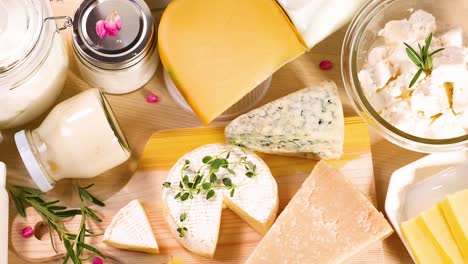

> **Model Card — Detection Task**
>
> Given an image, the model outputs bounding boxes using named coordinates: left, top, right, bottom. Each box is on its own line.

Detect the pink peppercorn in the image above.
left=92, top=257, right=103, bottom=264
left=21, top=226, right=34, bottom=238
left=146, top=93, right=159, bottom=103
left=319, top=60, right=333, bottom=70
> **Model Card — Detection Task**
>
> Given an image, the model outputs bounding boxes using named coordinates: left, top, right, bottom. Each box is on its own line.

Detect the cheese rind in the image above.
left=225, top=81, right=344, bottom=160
left=162, top=144, right=278, bottom=258
left=158, top=0, right=307, bottom=124
left=440, top=190, right=468, bottom=260
left=103, top=200, right=159, bottom=254
left=246, top=161, right=393, bottom=264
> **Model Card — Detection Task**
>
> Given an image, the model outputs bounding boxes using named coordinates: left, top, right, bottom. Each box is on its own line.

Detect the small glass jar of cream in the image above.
left=15, top=89, right=131, bottom=192
left=72, top=0, right=159, bottom=94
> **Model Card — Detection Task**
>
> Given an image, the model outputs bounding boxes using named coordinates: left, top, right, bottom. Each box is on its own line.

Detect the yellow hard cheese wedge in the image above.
left=401, top=205, right=464, bottom=264
left=159, top=0, right=308, bottom=124
left=103, top=200, right=159, bottom=254
left=441, top=190, right=468, bottom=260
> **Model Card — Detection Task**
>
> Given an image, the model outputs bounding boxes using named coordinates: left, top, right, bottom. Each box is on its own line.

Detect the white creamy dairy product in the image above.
left=0, top=0, right=68, bottom=129
left=162, top=144, right=278, bottom=258
left=277, top=0, right=367, bottom=48
left=0, top=162, right=8, bottom=264
left=359, top=10, right=468, bottom=139
left=15, top=89, right=131, bottom=192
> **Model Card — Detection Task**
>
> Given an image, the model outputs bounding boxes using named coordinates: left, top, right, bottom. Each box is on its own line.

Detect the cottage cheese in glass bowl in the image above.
left=342, top=0, right=468, bottom=152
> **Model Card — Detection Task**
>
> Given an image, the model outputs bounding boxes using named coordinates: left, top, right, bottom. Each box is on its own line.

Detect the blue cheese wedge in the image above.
left=161, top=144, right=278, bottom=258
left=225, top=80, right=344, bottom=160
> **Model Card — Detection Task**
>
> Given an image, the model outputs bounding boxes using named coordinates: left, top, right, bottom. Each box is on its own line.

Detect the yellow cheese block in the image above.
left=441, top=190, right=468, bottom=260
left=401, top=218, right=447, bottom=264
left=158, top=0, right=308, bottom=124
left=419, top=206, right=463, bottom=263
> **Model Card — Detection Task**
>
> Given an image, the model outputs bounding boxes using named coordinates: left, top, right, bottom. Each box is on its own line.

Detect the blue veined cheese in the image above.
left=225, top=80, right=344, bottom=160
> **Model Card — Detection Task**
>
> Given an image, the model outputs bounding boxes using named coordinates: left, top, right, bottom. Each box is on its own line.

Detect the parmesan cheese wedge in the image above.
left=246, top=161, right=393, bottom=264
left=161, top=144, right=278, bottom=258
left=103, top=200, right=159, bottom=254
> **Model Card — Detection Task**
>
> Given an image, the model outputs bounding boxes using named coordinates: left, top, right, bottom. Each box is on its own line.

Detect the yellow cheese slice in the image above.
left=401, top=217, right=447, bottom=264
left=440, top=190, right=468, bottom=260
left=246, top=161, right=393, bottom=264
left=158, top=0, right=307, bottom=124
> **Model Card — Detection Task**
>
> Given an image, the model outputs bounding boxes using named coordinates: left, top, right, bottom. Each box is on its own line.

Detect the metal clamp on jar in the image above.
left=72, top=0, right=159, bottom=94
left=0, top=0, right=71, bottom=130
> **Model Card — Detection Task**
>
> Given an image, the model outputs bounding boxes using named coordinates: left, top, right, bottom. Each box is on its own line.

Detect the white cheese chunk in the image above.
left=103, top=200, right=159, bottom=254
left=432, top=47, right=468, bottom=84
left=439, top=27, right=464, bottom=47
left=225, top=80, right=344, bottom=160
left=410, top=79, right=451, bottom=117
left=427, top=112, right=466, bottom=139
left=380, top=100, right=432, bottom=137
left=453, top=82, right=468, bottom=114
left=378, top=10, right=436, bottom=44
left=161, top=144, right=278, bottom=258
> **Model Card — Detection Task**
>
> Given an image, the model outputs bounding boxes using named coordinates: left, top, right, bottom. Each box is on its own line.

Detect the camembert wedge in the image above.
left=225, top=81, right=344, bottom=160
left=103, top=200, right=159, bottom=254
left=158, top=0, right=307, bottom=124
left=161, top=144, right=278, bottom=258
left=246, top=161, right=393, bottom=264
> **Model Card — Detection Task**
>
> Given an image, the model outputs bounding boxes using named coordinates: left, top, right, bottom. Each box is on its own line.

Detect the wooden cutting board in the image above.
left=10, top=116, right=384, bottom=263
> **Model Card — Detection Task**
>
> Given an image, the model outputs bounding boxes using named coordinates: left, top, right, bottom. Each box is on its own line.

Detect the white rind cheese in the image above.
left=161, top=144, right=278, bottom=258
left=103, top=200, right=159, bottom=254
left=225, top=80, right=344, bottom=160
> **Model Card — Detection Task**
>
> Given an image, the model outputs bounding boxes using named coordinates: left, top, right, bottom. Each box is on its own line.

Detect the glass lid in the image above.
left=72, top=0, right=154, bottom=69
left=0, top=0, right=44, bottom=73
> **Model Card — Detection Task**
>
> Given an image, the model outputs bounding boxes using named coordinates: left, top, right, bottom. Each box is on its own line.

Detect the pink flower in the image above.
left=96, top=20, right=107, bottom=39
left=21, top=226, right=34, bottom=238
left=95, top=9, right=122, bottom=39
left=104, top=15, right=121, bottom=36
left=146, top=93, right=159, bottom=103
left=319, top=60, right=333, bottom=70
left=92, top=257, right=103, bottom=264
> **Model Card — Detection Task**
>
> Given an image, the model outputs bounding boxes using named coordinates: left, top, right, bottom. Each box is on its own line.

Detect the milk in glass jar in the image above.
left=0, top=0, right=69, bottom=129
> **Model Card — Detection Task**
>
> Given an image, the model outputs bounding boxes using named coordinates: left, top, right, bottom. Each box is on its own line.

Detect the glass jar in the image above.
left=72, top=0, right=159, bottom=95
left=15, top=89, right=131, bottom=192
left=0, top=0, right=69, bottom=129
left=341, top=0, right=468, bottom=153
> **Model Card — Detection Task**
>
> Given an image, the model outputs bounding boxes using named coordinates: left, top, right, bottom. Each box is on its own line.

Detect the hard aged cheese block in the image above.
left=103, top=200, right=159, bottom=253
left=440, top=190, right=468, bottom=260
left=401, top=205, right=464, bottom=264
left=161, top=144, right=278, bottom=258
left=158, top=0, right=308, bottom=124
left=225, top=81, right=344, bottom=160
left=246, top=161, right=393, bottom=264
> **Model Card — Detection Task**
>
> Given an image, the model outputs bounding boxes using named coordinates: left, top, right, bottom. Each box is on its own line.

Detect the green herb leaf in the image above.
left=210, top=173, right=217, bottom=183
left=182, top=175, right=190, bottom=187
left=222, top=178, right=232, bottom=187
left=174, top=192, right=182, bottom=199
left=185, top=159, right=190, bottom=165
left=227, top=168, right=236, bottom=175
left=76, top=242, right=106, bottom=258
left=55, top=209, right=82, bottom=218
left=181, top=192, right=190, bottom=201
left=409, top=68, right=424, bottom=88
left=206, top=190, right=215, bottom=200
left=78, top=187, right=105, bottom=207
left=180, top=213, right=187, bottom=222
left=9, top=190, right=26, bottom=217
left=230, top=188, right=235, bottom=197
left=193, top=175, right=202, bottom=187
left=163, top=182, right=171, bottom=188
left=245, top=172, right=255, bottom=178
left=202, top=182, right=211, bottom=190
left=202, top=156, right=212, bottom=164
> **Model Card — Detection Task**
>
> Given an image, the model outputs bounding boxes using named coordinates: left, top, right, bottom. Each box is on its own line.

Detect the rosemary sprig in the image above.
left=9, top=184, right=105, bottom=264
left=162, top=147, right=258, bottom=237
left=404, top=32, right=445, bottom=88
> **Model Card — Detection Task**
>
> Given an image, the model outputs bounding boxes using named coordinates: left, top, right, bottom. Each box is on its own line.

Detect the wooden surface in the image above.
left=0, top=1, right=420, bottom=263
left=10, top=119, right=382, bottom=263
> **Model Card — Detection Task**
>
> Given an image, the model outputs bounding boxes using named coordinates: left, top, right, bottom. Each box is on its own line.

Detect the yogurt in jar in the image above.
left=0, top=0, right=68, bottom=129
left=15, top=89, right=131, bottom=192
left=359, top=10, right=468, bottom=139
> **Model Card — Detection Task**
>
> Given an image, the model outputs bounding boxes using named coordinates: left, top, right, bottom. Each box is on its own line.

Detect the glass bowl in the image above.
left=342, top=0, right=468, bottom=153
